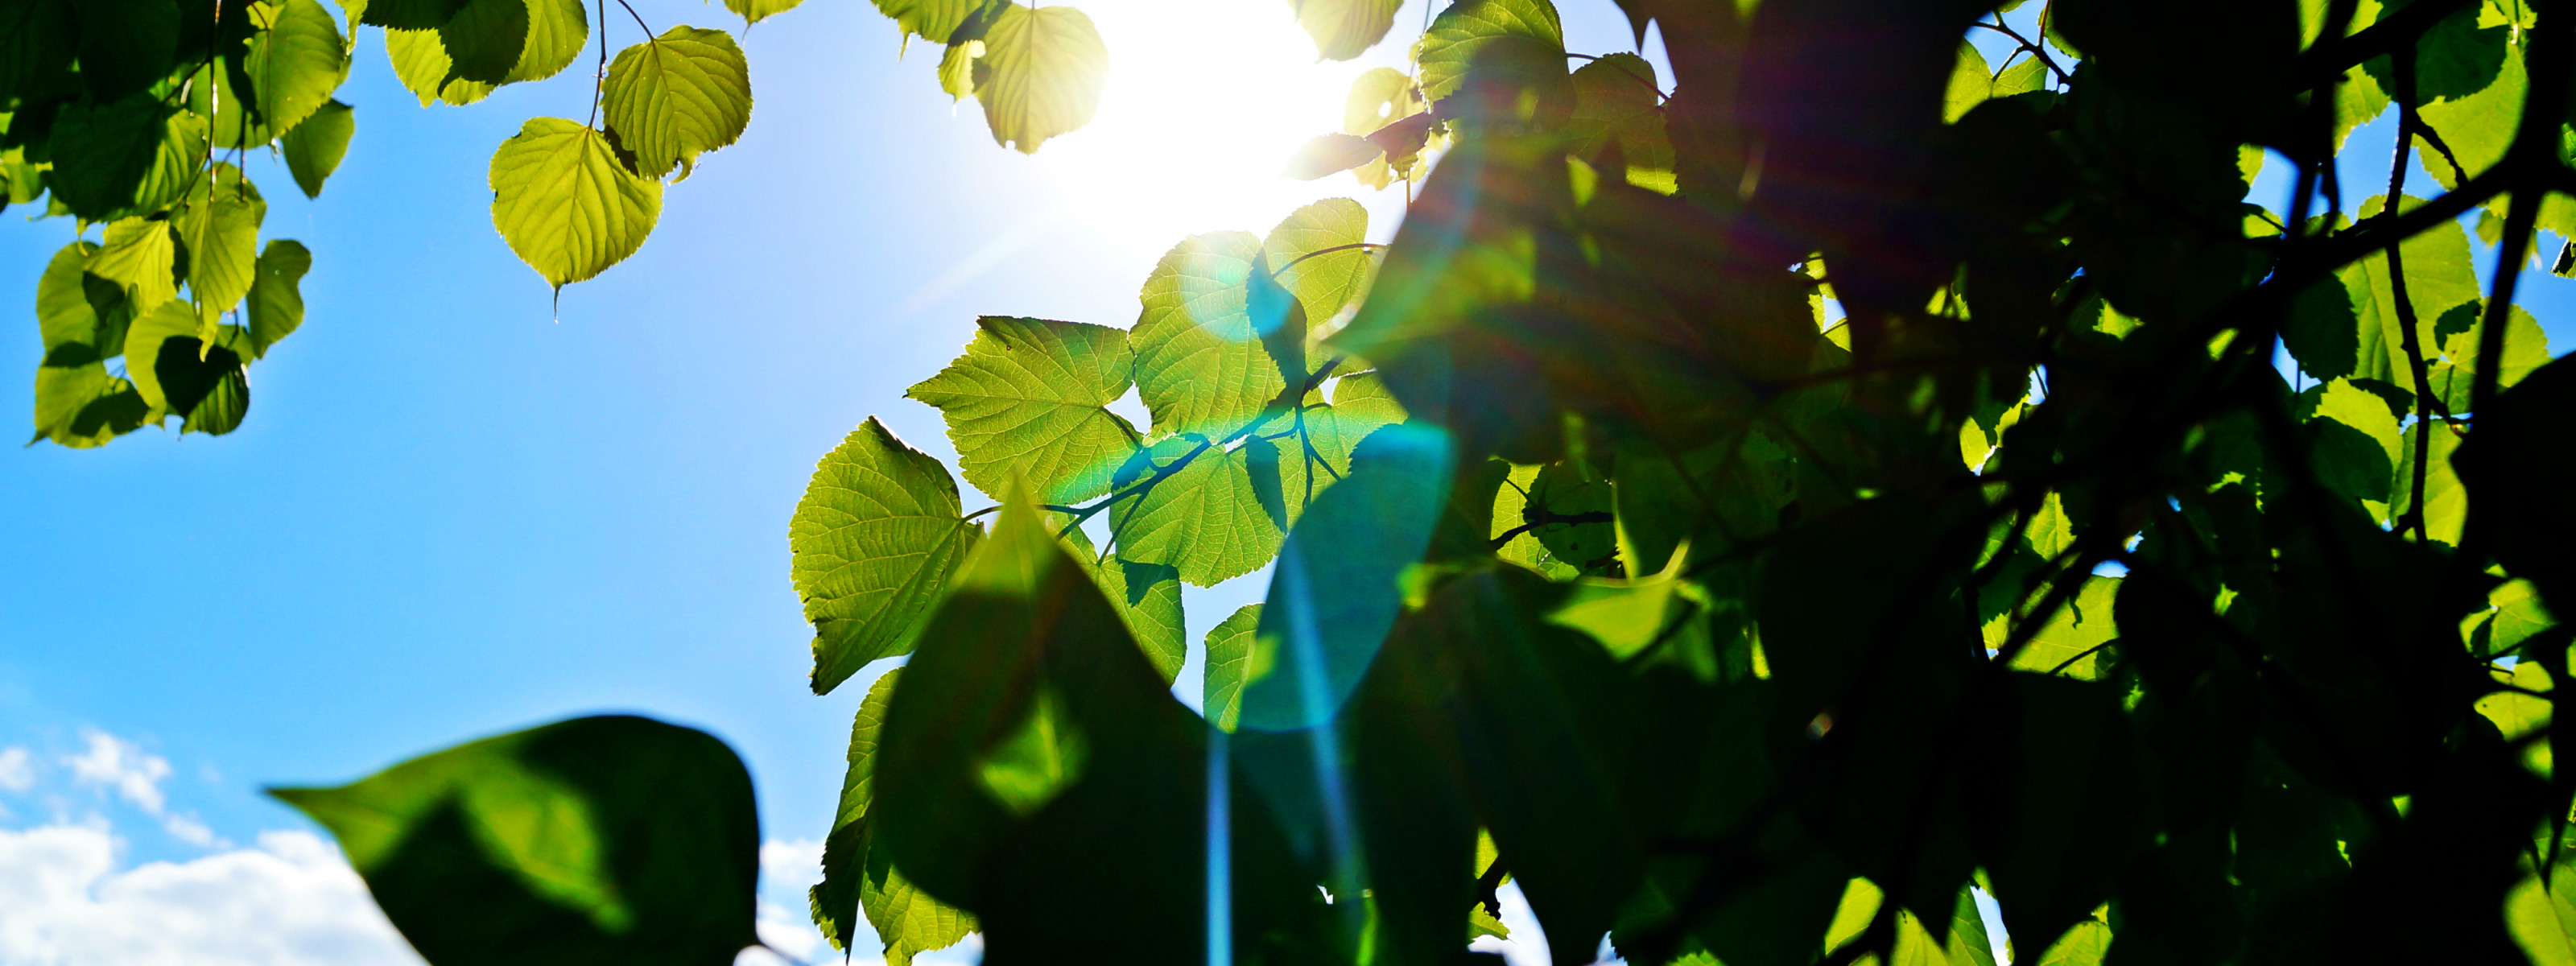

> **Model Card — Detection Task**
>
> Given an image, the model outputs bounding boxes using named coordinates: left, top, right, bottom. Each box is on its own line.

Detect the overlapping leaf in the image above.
left=604, top=26, right=753, bottom=179
left=908, top=316, right=1139, bottom=504
left=968, top=5, right=1106, bottom=153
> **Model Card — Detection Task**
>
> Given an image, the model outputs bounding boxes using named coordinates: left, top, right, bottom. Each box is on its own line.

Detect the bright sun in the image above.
left=1030, top=0, right=1425, bottom=259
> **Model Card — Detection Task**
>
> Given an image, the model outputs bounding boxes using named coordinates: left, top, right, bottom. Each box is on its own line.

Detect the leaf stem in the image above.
left=1971, top=17, right=2070, bottom=87
left=612, top=0, right=654, bottom=36
left=2384, top=46, right=2440, bottom=543
left=1269, top=242, right=1386, bottom=278
left=587, top=0, right=610, bottom=129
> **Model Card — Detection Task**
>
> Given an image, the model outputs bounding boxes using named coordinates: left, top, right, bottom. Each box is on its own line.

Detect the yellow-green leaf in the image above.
left=487, top=118, right=663, bottom=290
left=970, top=5, right=1107, bottom=153
left=1289, top=0, right=1400, bottom=60
left=603, top=26, right=753, bottom=179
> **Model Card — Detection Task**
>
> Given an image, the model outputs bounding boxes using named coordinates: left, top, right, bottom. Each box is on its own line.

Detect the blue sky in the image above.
left=0, top=1, right=1658, bottom=963
left=2, top=3, right=2570, bottom=965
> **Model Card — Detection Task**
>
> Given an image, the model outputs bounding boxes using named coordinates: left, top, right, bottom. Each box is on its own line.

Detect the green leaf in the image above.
left=36, top=242, right=112, bottom=363
left=2000, top=576, right=2120, bottom=679
left=1527, top=462, right=1614, bottom=572
left=2507, top=862, right=2576, bottom=966
left=1341, top=66, right=1430, bottom=188
left=2337, top=195, right=2485, bottom=387
left=270, top=715, right=761, bottom=966
left=722, top=0, right=803, bottom=24
left=1114, top=436, right=1279, bottom=586
left=87, top=217, right=180, bottom=314
left=1289, top=0, right=1399, bottom=60
left=47, top=94, right=203, bottom=221
left=120, top=298, right=201, bottom=414
left=2456, top=355, right=2576, bottom=614
left=810, top=670, right=980, bottom=966
left=250, top=0, right=353, bottom=136
left=870, top=0, right=976, bottom=43
left=1133, top=232, right=1286, bottom=437
left=1201, top=602, right=1261, bottom=731
left=791, top=417, right=981, bottom=695
left=31, top=363, right=149, bottom=448
left=1329, top=369, right=1406, bottom=429
left=71, top=0, right=179, bottom=103
left=1943, top=41, right=1998, bottom=123
left=487, top=118, right=663, bottom=290
left=188, top=57, right=271, bottom=150
left=1414, top=0, right=1563, bottom=103
left=1262, top=197, right=1374, bottom=326
left=0, top=0, right=76, bottom=106
left=2392, top=417, right=2467, bottom=546
left=2415, top=34, right=2522, bottom=190
left=2033, top=918, right=2112, bottom=966
left=282, top=100, right=355, bottom=198
left=246, top=239, right=312, bottom=357
left=361, top=0, right=471, bottom=29
left=969, top=5, right=1107, bottom=153
left=1567, top=53, right=1673, bottom=191
left=386, top=27, right=494, bottom=105
left=1282, top=133, right=1381, bottom=180
left=438, top=0, right=529, bottom=84
left=1059, top=522, right=1186, bottom=683
left=384, top=0, right=582, bottom=105
left=870, top=496, right=1206, bottom=961
left=175, top=337, right=250, bottom=436
left=507, top=0, right=589, bottom=82
left=179, top=163, right=266, bottom=321
left=2427, top=301, right=2550, bottom=414
left=907, top=316, right=1139, bottom=504
left=603, top=26, right=753, bottom=179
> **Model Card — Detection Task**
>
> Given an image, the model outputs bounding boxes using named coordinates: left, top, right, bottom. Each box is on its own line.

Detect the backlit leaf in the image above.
left=246, top=240, right=312, bottom=357
left=250, top=0, right=353, bottom=134
left=282, top=100, right=356, bottom=198
left=1289, top=0, right=1400, bottom=60
left=1133, top=232, right=1284, bottom=438
left=1114, top=436, right=1280, bottom=587
left=87, top=218, right=180, bottom=313
left=906, top=316, right=1138, bottom=504
left=1283, top=133, right=1382, bottom=180
left=179, top=164, right=266, bottom=321
left=724, top=0, right=806, bottom=25
left=1262, top=197, right=1374, bottom=327
left=1414, top=0, right=1563, bottom=103
left=487, top=118, right=663, bottom=290
left=791, top=417, right=980, bottom=695
left=603, top=26, right=753, bottom=179
left=970, top=5, right=1106, bottom=153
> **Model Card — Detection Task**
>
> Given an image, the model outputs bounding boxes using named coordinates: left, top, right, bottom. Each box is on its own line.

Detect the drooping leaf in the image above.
left=120, top=299, right=204, bottom=414
left=250, top=0, right=353, bottom=135
left=1342, top=66, right=1430, bottom=188
left=790, top=417, right=981, bottom=695
left=386, top=27, right=495, bottom=105
left=603, top=26, right=753, bottom=179
left=436, top=0, right=530, bottom=85
left=31, top=363, right=149, bottom=448
left=179, top=164, right=266, bottom=321
left=47, top=95, right=202, bottom=221
left=906, top=316, right=1140, bottom=504
left=724, top=0, right=806, bottom=25
left=86, top=217, right=180, bottom=313
left=1288, top=0, right=1400, bottom=60
left=488, top=118, right=663, bottom=290
left=283, top=100, right=356, bottom=198
left=968, top=5, right=1107, bottom=153
left=270, top=715, right=762, bottom=966
left=246, top=240, right=312, bottom=357
left=1133, top=232, right=1285, bottom=438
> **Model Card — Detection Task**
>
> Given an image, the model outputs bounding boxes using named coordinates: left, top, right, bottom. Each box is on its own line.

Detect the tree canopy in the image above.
left=27, top=0, right=2576, bottom=964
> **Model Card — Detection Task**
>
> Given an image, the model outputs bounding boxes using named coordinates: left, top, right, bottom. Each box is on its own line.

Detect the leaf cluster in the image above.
left=273, top=1, right=2576, bottom=966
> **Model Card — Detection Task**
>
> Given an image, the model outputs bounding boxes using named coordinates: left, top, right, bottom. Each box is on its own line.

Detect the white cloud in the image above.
left=158, top=815, right=221, bottom=849
left=61, top=731, right=171, bottom=815
left=0, top=824, right=422, bottom=966
left=760, top=838, right=823, bottom=893
left=0, top=748, right=34, bottom=793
